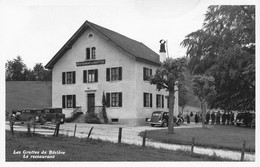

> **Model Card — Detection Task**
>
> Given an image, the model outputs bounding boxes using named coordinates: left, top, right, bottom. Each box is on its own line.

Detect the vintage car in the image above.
left=43, top=107, right=65, bottom=124
left=148, top=111, right=183, bottom=127
left=10, top=108, right=46, bottom=125
left=235, top=112, right=255, bottom=127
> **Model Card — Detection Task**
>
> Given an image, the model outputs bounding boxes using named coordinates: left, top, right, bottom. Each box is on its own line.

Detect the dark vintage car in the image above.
left=43, top=107, right=65, bottom=124
left=10, top=107, right=65, bottom=125
left=148, top=111, right=183, bottom=127
left=235, top=112, right=255, bottom=127
left=10, top=108, right=46, bottom=125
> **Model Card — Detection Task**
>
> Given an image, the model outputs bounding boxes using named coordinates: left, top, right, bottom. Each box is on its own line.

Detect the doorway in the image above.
left=87, top=93, right=95, bottom=110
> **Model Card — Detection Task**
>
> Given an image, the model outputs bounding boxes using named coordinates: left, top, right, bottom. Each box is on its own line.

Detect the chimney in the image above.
left=159, top=40, right=166, bottom=62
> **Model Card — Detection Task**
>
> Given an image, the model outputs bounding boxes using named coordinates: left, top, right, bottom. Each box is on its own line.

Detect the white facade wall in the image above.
left=52, top=27, right=175, bottom=125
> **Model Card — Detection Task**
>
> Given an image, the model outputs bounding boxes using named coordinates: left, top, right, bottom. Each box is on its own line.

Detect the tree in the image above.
left=6, top=56, right=52, bottom=81
left=5, top=56, right=27, bottom=81
left=178, top=84, right=189, bottom=115
left=181, top=5, right=255, bottom=111
left=192, top=75, right=216, bottom=128
left=32, top=63, right=52, bottom=81
left=150, top=57, right=186, bottom=134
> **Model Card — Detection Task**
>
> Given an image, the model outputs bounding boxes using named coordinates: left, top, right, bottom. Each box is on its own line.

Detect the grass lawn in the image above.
left=5, top=131, right=232, bottom=161
left=140, top=125, right=255, bottom=152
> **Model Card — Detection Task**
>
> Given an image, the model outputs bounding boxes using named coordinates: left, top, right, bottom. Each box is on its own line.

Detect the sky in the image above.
left=0, top=0, right=258, bottom=70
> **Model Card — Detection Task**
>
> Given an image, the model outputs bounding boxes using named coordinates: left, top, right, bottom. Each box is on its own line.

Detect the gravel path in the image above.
left=6, top=122, right=255, bottom=161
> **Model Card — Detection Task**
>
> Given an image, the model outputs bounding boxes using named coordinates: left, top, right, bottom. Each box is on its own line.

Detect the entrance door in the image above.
left=87, top=93, right=95, bottom=110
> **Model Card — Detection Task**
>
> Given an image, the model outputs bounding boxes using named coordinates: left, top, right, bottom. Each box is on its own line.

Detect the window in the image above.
left=106, top=67, right=122, bottom=81
left=86, top=48, right=90, bottom=60
left=156, top=94, right=164, bottom=108
left=111, top=93, right=119, bottom=107
left=143, top=93, right=152, bottom=107
left=106, top=92, right=122, bottom=107
left=83, top=69, right=98, bottom=83
left=62, top=71, right=76, bottom=84
left=143, top=67, right=152, bottom=81
left=62, top=95, right=76, bottom=108
left=88, top=34, right=93, bottom=38
left=86, top=47, right=96, bottom=60
left=92, top=47, right=96, bottom=59
left=111, top=68, right=119, bottom=81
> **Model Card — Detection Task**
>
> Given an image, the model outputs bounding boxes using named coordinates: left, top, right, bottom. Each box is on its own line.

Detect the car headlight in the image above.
left=159, top=120, right=162, bottom=123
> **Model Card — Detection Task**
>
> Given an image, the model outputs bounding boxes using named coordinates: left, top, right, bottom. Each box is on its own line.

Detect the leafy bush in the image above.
left=85, top=113, right=101, bottom=124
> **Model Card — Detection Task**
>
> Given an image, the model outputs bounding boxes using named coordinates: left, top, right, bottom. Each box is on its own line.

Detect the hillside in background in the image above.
left=6, top=81, right=52, bottom=114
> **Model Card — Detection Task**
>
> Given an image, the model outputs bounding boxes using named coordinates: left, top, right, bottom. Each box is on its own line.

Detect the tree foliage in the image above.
left=150, top=57, right=186, bottom=134
left=178, top=84, right=189, bottom=114
left=192, top=75, right=216, bottom=127
left=5, top=56, right=52, bottom=81
left=181, top=5, right=255, bottom=111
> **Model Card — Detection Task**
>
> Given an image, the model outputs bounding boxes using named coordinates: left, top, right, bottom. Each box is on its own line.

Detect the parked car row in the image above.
left=9, top=107, right=65, bottom=125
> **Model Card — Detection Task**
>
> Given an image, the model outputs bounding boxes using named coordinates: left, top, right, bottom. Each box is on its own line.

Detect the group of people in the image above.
left=185, top=111, right=235, bottom=125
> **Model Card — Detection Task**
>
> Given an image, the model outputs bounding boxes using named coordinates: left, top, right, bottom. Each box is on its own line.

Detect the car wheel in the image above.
left=162, top=121, right=168, bottom=127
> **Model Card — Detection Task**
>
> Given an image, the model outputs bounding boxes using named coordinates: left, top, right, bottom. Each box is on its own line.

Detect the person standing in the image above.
left=195, top=112, right=199, bottom=124
left=186, top=113, right=190, bottom=124
left=211, top=111, right=215, bottom=125
left=206, top=111, right=210, bottom=125
left=216, top=111, right=221, bottom=125
left=230, top=111, right=235, bottom=125
left=226, top=112, right=231, bottom=125
left=222, top=111, right=226, bottom=125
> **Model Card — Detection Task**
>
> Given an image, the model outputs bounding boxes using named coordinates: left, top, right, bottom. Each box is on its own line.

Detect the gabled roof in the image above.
left=45, top=20, right=161, bottom=69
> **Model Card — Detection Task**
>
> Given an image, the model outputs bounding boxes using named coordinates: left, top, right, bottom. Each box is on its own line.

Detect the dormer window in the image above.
left=86, top=47, right=96, bottom=60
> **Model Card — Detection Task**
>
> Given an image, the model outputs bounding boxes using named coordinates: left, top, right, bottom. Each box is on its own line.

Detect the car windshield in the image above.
left=152, top=113, right=161, bottom=117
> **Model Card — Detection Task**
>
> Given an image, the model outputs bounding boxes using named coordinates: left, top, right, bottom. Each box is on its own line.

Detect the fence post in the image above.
left=27, top=123, right=31, bottom=137
left=74, top=124, right=77, bottom=137
left=87, top=127, right=94, bottom=140
left=118, top=127, right=122, bottom=144
left=10, top=120, right=14, bottom=136
left=142, top=130, right=147, bottom=148
left=56, top=123, right=60, bottom=137
left=33, top=120, right=36, bottom=135
left=241, top=140, right=246, bottom=161
left=191, top=137, right=195, bottom=152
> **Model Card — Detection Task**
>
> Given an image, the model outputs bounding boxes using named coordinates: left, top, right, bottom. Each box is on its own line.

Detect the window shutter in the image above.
left=83, top=70, right=87, bottom=83
left=62, top=95, right=66, bottom=108
left=62, top=72, right=66, bottom=84
left=119, top=67, right=122, bottom=80
left=143, top=93, right=146, bottom=107
left=72, top=71, right=76, bottom=84
left=106, top=68, right=110, bottom=81
left=150, top=93, right=153, bottom=108
left=150, top=69, right=152, bottom=76
left=119, top=92, right=122, bottom=107
left=106, top=93, right=110, bottom=107
left=72, top=95, right=76, bottom=108
left=162, top=95, right=164, bottom=108
left=95, top=69, right=98, bottom=82
left=143, top=67, right=145, bottom=80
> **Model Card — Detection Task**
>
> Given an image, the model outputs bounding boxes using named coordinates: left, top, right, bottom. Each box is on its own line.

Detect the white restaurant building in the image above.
left=45, top=20, right=178, bottom=125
